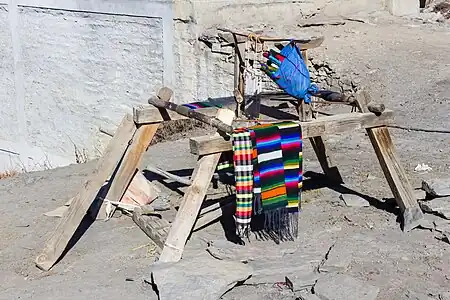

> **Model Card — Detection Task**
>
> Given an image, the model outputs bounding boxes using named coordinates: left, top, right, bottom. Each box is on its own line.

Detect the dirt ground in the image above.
left=1, top=6, right=450, bottom=300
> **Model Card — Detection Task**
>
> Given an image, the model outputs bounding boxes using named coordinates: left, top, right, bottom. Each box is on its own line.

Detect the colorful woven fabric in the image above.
left=231, top=128, right=254, bottom=237
left=182, top=101, right=223, bottom=110
left=251, top=124, right=287, bottom=211
left=249, top=121, right=302, bottom=240
left=277, top=121, right=302, bottom=212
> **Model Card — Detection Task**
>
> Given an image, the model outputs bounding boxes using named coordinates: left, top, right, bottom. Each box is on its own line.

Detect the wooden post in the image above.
left=356, top=90, right=424, bottom=232
left=234, top=42, right=246, bottom=117
left=35, top=114, right=137, bottom=271
left=158, top=108, right=235, bottom=263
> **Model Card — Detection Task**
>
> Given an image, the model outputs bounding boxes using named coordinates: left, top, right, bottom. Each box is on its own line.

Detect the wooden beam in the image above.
left=190, top=110, right=394, bottom=155
left=105, top=124, right=159, bottom=219
left=356, top=91, right=423, bottom=232
left=158, top=108, right=235, bottom=263
left=147, top=94, right=233, bottom=133
left=145, top=164, right=192, bottom=186
left=367, top=126, right=424, bottom=232
left=133, top=105, right=218, bottom=124
left=35, top=114, right=137, bottom=271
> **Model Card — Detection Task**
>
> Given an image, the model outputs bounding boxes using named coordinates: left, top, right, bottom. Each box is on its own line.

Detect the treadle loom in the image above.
left=35, top=31, right=425, bottom=271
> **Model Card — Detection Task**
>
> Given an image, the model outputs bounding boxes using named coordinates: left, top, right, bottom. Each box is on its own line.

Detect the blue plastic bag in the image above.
left=262, top=41, right=318, bottom=104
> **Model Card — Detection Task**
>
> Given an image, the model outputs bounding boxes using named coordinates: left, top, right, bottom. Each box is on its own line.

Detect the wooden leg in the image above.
left=158, top=109, right=235, bottom=263
left=105, top=124, right=159, bottom=218
left=309, top=136, right=343, bottom=184
left=367, top=126, right=424, bottom=232
left=35, top=114, right=137, bottom=271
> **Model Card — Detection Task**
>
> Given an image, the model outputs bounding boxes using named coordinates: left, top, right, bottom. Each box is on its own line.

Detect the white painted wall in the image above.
left=0, top=0, right=384, bottom=172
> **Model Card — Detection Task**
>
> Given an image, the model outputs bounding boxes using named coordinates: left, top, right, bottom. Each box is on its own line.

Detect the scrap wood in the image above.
left=145, top=164, right=192, bottom=186
left=44, top=171, right=159, bottom=219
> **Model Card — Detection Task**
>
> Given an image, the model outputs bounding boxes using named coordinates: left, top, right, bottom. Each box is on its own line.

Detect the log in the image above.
left=147, top=94, right=233, bottom=134
left=134, top=105, right=219, bottom=124
left=159, top=108, right=235, bottom=263
left=189, top=110, right=395, bottom=155
left=356, top=90, right=423, bottom=232
left=145, top=164, right=192, bottom=186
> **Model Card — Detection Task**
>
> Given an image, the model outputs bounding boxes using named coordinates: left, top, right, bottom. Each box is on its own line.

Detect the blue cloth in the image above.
left=269, top=42, right=318, bottom=104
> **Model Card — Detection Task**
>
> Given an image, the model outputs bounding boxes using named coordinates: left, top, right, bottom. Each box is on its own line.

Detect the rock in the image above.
left=319, top=241, right=352, bottom=273
left=414, top=189, right=427, bottom=201
left=245, top=258, right=319, bottom=288
left=419, top=197, right=450, bottom=220
left=298, top=290, right=321, bottom=300
left=146, top=253, right=252, bottom=300
left=339, top=194, right=370, bottom=207
left=367, top=174, right=376, bottom=180
left=285, top=271, right=320, bottom=291
left=405, top=290, right=436, bottom=300
left=415, top=163, right=432, bottom=173
left=422, top=178, right=450, bottom=197
left=314, top=274, right=379, bottom=300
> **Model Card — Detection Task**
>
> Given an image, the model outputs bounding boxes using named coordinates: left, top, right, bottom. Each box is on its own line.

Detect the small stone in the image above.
left=314, top=274, right=379, bottom=300
left=318, top=69, right=327, bottom=77
left=422, top=178, right=450, bottom=197
left=419, top=197, right=450, bottom=220
left=414, top=189, right=427, bottom=201
left=367, top=174, right=376, bottom=180
left=339, top=194, right=370, bottom=207
left=415, top=163, right=433, bottom=173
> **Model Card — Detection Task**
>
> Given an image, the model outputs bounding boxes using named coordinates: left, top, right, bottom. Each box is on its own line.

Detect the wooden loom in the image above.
left=35, top=33, right=424, bottom=271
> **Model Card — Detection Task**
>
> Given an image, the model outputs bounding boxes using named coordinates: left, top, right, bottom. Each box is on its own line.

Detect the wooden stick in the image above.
left=145, top=164, right=192, bottom=186
left=148, top=95, right=233, bottom=134
left=217, top=28, right=324, bottom=48
left=159, top=108, right=235, bottom=263
left=189, top=110, right=395, bottom=155
left=35, top=114, right=137, bottom=271
left=134, top=105, right=218, bottom=124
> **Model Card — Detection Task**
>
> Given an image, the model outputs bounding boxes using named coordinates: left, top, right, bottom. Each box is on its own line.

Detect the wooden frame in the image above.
left=35, top=85, right=424, bottom=270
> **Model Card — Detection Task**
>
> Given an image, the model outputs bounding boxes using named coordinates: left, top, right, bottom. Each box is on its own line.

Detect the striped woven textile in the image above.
left=181, top=101, right=223, bottom=110
left=276, top=121, right=302, bottom=238
left=217, top=122, right=303, bottom=240
left=231, top=128, right=254, bottom=237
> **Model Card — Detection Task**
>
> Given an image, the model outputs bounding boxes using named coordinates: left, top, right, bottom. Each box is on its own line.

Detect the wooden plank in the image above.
left=190, top=110, right=395, bottom=155
left=105, top=124, right=159, bottom=218
left=145, top=164, right=192, bottom=186
left=132, top=207, right=171, bottom=250
left=35, top=113, right=137, bottom=271
left=355, top=91, right=423, bottom=232
left=367, top=126, right=424, bottom=232
left=133, top=105, right=219, bottom=124
left=158, top=108, right=235, bottom=263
